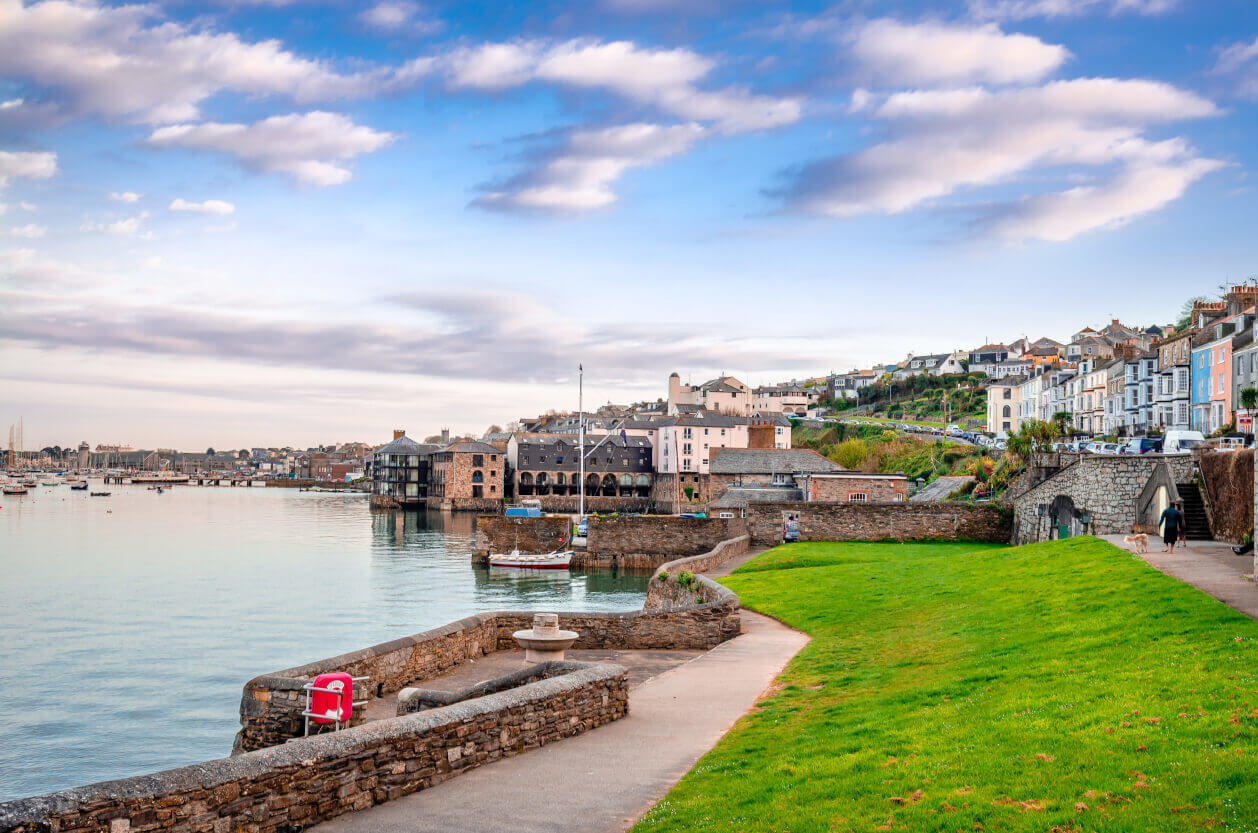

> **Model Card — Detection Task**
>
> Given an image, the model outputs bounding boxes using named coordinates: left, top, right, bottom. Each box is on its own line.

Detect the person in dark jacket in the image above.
left=1159, top=503, right=1184, bottom=553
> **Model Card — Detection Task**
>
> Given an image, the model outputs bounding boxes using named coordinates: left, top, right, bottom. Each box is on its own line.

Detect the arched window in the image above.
left=471, top=470, right=484, bottom=483
left=1002, top=405, right=1011, bottom=418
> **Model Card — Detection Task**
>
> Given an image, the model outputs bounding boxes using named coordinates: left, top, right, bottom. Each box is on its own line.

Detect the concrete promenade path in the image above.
left=1102, top=534, right=1258, bottom=620
left=317, top=548, right=808, bottom=833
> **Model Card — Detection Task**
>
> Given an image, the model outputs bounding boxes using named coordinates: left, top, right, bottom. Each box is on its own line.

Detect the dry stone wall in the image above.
left=1010, top=454, right=1197, bottom=544
left=745, top=502, right=1011, bottom=546
left=0, top=665, right=627, bottom=833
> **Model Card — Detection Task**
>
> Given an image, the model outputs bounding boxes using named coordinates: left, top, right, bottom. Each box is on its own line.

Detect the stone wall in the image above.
left=1, top=665, right=627, bottom=833
left=237, top=615, right=501, bottom=751
left=745, top=502, right=1012, bottom=546
left=643, top=536, right=749, bottom=613
left=1010, top=454, right=1198, bottom=544
left=586, top=516, right=748, bottom=568
left=807, top=475, right=908, bottom=503
left=475, top=515, right=573, bottom=554
left=529, top=496, right=652, bottom=514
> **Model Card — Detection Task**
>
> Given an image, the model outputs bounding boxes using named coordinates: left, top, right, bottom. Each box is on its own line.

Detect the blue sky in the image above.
left=1, top=0, right=1256, bottom=448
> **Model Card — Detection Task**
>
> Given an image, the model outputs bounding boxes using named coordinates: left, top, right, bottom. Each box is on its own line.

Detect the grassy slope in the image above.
left=634, top=539, right=1258, bottom=832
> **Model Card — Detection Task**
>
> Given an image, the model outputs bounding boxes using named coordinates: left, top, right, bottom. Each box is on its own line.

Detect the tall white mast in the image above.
left=578, top=364, right=585, bottom=518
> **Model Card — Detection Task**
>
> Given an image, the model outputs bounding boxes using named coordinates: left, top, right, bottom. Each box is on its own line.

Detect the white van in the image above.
left=1163, top=430, right=1206, bottom=455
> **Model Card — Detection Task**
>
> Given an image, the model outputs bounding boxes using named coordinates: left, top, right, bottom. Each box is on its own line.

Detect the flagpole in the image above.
left=578, top=364, right=585, bottom=518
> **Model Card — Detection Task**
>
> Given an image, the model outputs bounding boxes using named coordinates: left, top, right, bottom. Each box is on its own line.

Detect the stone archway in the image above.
left=1049, top=494, right=1078, bottom=539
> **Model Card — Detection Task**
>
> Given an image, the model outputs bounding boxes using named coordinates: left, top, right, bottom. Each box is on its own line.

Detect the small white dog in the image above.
left=1123, top=533, right=1149, bottom=554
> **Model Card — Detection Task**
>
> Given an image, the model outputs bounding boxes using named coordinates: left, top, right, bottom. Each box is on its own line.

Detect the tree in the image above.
left=485, top=424, right=504, bottom=436
left=1005, top=419, right=1060, bottom=464
left=206, top=447, right=215, bottom=455
left=1051, top=410, right=1073, bottom=437
left=1241, top=387, right=1258, bottom=413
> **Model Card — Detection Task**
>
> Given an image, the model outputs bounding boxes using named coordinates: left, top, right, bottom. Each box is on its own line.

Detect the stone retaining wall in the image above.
left=0, top=665, right=627, bottom=833
left=475, top=515, right=572, bottom=555
left=587, top=516, right=748, bottom=568
left=1010, top=454, right=1198, bottom=544
left=745, top=502, right=1011, bottom=546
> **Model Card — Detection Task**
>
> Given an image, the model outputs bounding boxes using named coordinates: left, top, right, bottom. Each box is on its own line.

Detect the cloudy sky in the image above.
left=1, top=0, right=1256, bottom=449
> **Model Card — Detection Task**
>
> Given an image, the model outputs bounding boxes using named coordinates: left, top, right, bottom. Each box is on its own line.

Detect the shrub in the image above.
left=834, top=439, right=869, bottom=469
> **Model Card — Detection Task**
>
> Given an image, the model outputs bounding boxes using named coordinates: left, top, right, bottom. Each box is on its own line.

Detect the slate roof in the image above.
left=440, top=440, right=501, bottom=454
left=374, top=434, right=424, bottom=455
left=710, top=486, right=804, bottom=508
left=709, top=448, right=843, bottom=475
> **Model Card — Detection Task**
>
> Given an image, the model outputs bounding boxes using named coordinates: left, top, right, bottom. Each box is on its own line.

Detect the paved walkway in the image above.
left=1102, top=534, right=1258, bottom=620
left=317, top=547, right=807, bottom=833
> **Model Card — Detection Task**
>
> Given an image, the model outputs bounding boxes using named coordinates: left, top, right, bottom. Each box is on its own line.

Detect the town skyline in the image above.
left=3, top=0, right=1257, bottom=446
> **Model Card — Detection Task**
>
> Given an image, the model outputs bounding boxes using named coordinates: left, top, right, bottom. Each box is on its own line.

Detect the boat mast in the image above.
left=578, top=364, right=585, bottom=518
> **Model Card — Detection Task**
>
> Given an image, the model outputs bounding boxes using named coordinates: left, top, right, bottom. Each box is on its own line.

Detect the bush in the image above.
left=834, top=439, right=869, bottom=469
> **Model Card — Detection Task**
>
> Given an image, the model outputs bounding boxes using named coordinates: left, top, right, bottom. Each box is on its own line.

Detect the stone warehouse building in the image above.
left=706, top=448, right=909, bottom=514
left=506, top=434, right=654, bottom=499
left=367, top=431, right=443, bottom=508
left=428, top=440, right=505, bottom=511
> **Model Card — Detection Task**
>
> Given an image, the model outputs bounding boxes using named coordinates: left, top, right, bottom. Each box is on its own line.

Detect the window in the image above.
left=1002, top=405, right=1011, bottom=418
left=1218, top=376, right=1225, bottom=394
left=472, top=454, right=484, bottom=467
left=848, top=492, right=869, bottom=503
left=1003, top=389, right=1011, bottom=399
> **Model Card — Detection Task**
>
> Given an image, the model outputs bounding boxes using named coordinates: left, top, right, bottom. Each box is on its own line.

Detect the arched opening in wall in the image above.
left=586, top=473, right=601, bottom=497
left=1003, top=405, right=1011, bottom=418
left=518, top=472, right=534, bottom=496
left=635, top=473, right=651, bottom=497
left=555, top=472, right=568, bottom=496
left=618, top=473, right=634, bottom=496
left=601, top=474, right=617, bottom=497
left=1049, top=494, right=1079, bottom=539
left=471, top=470, right=484, bottom=484
left=535, top=472, right=550, bottom=495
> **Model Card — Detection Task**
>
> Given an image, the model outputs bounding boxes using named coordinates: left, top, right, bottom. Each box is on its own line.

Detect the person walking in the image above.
left=1159, top=501, right=1184, bottom=553
left=1177, top=501, right=1189, bottom=549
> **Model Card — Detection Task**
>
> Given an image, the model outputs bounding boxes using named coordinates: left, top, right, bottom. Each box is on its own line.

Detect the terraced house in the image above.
left=1154, top=329, right=1194, bottom=431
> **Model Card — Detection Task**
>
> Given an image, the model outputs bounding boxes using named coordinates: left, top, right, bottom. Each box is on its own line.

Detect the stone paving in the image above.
left=315, top=547, right=813, bottom=833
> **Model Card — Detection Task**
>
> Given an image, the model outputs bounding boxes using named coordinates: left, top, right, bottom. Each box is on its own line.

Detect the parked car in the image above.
left=1122, top=437, right=1163, bottom=455
left=1097, top=442, right=1122, bottom=455
left=1163, top=430, right=1206, bottom=455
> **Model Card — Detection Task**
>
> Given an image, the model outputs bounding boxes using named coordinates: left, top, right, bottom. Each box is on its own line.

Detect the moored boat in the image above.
left=90, top=491, right=111, bottom=497
left=487, top=549, right=574, bottom=570
left=3, top=485, right=30, bottom=495
left=69, top=482, right=88, bottom=490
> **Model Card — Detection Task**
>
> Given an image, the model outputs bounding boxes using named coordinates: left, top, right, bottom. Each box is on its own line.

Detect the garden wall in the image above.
left=745, top=502, right=1011, bottom=546
left=475, top=515, right=572, bottom=555
left=0, top=665, right=627, bottom=833
left=586, top=515, right=748, bottom=568
left=1200, top=449, right=1254, bottom=544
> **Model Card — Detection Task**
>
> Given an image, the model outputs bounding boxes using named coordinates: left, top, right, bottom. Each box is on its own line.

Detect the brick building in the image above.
left=705, top=448, right=908, bottom=514
left=429, top=440, right=505, bottom=511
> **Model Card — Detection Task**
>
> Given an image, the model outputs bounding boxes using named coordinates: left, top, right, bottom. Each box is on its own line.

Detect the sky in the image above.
left=1, top=0, right=1257, bottom=450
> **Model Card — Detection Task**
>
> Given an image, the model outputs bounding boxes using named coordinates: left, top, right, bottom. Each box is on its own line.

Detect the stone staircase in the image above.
left=1175, top=482, right=1213, bottom=541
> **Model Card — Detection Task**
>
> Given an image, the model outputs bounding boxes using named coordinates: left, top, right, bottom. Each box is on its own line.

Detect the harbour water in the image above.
left=0, top=484, right=649, bottom=802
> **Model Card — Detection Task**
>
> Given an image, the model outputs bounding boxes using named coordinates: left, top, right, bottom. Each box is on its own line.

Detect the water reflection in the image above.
left=0, top=493, right=647, bottom=801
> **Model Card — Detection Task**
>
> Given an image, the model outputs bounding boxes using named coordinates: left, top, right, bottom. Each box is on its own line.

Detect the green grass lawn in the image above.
left=634, top=538, right=1258, bottom=832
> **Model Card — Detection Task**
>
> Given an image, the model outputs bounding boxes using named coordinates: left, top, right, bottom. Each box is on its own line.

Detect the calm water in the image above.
left=0, top=484, right=648, bottom=801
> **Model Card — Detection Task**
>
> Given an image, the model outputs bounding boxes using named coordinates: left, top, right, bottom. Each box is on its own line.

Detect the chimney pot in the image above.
left=393, top=429, right=405, bottom=440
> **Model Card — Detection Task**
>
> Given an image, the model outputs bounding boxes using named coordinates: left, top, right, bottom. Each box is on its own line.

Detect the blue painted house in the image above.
left=1190, top=341, right=1214, bottom=432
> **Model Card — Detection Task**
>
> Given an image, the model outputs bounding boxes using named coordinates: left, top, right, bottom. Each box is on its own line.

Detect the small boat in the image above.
left=487, top=549, right=574, bottom=570
left=3, top=485, right=29, bottom=495
left=69, top=482, right=88, bottom=490
left=41, top=480, right=59, bottom=487
left=90, top=491, right=111, bottom=497
left=21, top=480, right=38, bottom=488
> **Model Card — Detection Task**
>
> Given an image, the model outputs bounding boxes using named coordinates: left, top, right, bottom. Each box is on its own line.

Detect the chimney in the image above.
left=441, top=428, right=450, bottom=443
left=393, top=428, right=405, bottom=440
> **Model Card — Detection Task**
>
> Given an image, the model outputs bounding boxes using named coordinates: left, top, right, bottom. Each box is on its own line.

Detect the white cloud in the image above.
left=777, top=78, right=1220, bottom=241
left=969, top=0, right=1178, bottom=19
left=9, top=223, right=45, bottom=238
left=0, top=149, right=57, bottom=187
left=0, top=0, right=403, bottom=124
left=81, top=211, right=149, bottom=235
left=18, top=201, right=35, bottom=211
left=439, top=39, right=801, bottom=133
left=170, top=198, right=236, bottom=215
left=984, top=158, right=1221, bottom=241
left=477, top=122, right=705, bottom=212
left=147, top=112, right=397, bottom=186
left=850, top=19, right=1069, bottom=86
left=110, top=191, right=142, bottom=203
left=1216, top=36, right=1258, bottom=99
left=0, top=97, right=22, bottom=109
left=360, top=1, right=441, bottom=34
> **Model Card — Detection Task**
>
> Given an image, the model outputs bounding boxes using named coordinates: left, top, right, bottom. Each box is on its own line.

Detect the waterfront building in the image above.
left=428, top=440, right=505, bottom=510
left=507, top=433, right=653, bottom=500
left=368, top=430, right=435, bottom=507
